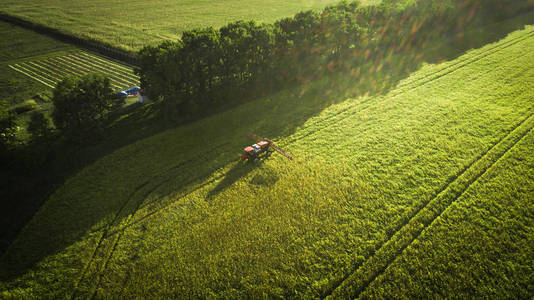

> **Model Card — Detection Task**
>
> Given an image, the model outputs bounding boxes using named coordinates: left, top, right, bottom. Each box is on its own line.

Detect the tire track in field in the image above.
left=86, top=180, right=169, bottom=299
left=70, top=181, right=149, bottom=300
left=72, top=143, right=235, bottom=298
left=282, top=29, right=534, bottom=147
left=326, top=112, right=534, bottom=299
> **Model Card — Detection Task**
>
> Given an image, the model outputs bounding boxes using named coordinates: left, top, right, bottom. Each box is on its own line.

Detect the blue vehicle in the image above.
left=117, top=86, right=140, bottom=97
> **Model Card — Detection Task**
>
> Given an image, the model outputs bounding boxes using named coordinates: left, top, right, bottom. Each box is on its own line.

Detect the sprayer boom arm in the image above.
left=246, top=133, right=293, bottom=160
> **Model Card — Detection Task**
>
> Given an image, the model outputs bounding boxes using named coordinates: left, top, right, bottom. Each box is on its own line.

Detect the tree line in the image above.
left=137, top=0, right=532, bottom=119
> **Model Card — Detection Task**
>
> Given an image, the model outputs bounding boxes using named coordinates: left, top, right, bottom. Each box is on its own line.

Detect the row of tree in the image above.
left=137, top=0, right=532, bottom=118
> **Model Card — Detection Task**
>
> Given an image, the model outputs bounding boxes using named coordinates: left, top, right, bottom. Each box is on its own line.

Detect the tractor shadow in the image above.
left=206, top=160, right=278, bottom=200
left=1, top=10, right=533, bottom=283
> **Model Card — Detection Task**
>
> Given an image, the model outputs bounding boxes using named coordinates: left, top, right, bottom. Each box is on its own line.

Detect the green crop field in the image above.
left=0, top=0, right=379, bottom=52
left=1, top=8, right=533, bottom=296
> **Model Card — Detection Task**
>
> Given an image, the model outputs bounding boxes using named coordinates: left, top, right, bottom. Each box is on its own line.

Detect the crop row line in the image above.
left=75, top=51, right=139, bottom=81
left=29, top=59, right=124, bottom=91
left=36, top=57, right=116, bottom=89
left=8, top=64, right=55, bottom=88
left=78, top=51, right=138, bottom=74
left=10, top=52, right=139, bottom=91
left=9, top=64, right=56, bottom=88
left=62, top=53, right=139, bottom=84
left=327, top=112, right=534, bottom=299
left=49, top=55, right=135, bottom=88
left=13, top=59, right=125, bottom=91
left=281, top=29, right=534, bottom=147
left=25, top=61, right=65, bottom=84
left=51, top=55, right=131, bottom=88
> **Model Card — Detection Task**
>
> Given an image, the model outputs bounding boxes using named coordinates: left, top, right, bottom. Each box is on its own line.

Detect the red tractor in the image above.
left=241, top=141, right=272, bottom=162
left=241, top=134, right=293, bottom=162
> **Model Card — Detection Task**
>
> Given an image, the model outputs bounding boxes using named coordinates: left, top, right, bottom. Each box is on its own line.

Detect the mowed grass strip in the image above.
left=1, top=26, right=533, bottom=298
left=360, top=129, right=534, bottom=299
left=8, top=51, right=139, bottom=91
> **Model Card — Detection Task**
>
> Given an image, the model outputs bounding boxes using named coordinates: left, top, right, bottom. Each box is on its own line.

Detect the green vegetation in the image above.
left=51, top=73, right=123, bottom=136
left=360, top=129, right=534, bottom=299
left=1, top=13, right=533, bottom=297
left=0, top=0, right=379, bottom=52
left=138, top=0, right=532, bottom=121
left=0, top=19, right=140, bottom=253
left=0, top=20, right=74, bottom=107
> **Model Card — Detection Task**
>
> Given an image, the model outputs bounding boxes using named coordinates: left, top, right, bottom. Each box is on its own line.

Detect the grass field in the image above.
left=1, top=11, right=533, bottom=297
left=0, top=0, right=379, bottom=52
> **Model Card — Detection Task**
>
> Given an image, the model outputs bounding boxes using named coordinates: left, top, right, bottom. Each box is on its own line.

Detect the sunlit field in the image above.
left=0, top=0, right=380, bottom=52
left=1, top=12, right=532, bottom=297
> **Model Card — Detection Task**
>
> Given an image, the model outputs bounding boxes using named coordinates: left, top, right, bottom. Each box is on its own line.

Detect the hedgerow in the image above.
left=137, top=0, right=533, bottom=118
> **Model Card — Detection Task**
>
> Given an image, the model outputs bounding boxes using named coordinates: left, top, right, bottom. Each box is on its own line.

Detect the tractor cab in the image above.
left=241, top=133, right=293, bottom=161
left=241, top=141, right=271, bottom=161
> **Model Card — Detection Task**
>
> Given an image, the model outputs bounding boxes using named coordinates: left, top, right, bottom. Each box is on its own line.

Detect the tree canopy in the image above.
left=51, top=73, right=121, bottom=135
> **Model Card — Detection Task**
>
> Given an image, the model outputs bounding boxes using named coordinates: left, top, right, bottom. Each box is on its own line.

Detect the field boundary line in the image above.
left=326, top=112, right=534, bottom=299
left=282, top=29, right=534, bottom=147
left=8, top=64, right=55, bottom=88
